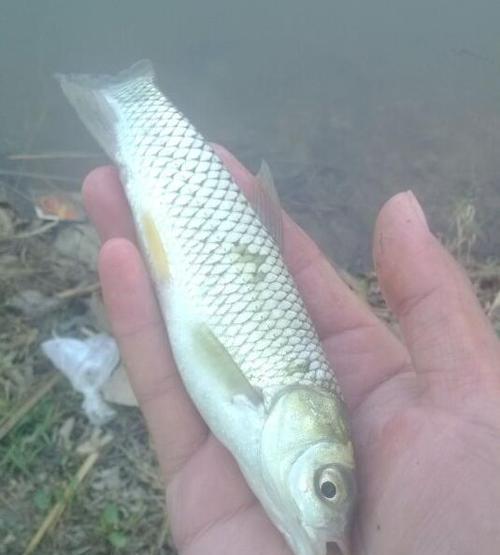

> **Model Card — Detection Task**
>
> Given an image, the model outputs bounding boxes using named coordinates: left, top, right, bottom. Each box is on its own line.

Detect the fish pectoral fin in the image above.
left=248, top=160, right=283, bottom=251
left=232, top=392, right=263, bottom=410
left=192, top=323, right=263, bottom=406
left=141, top=212, right=170, bottom=281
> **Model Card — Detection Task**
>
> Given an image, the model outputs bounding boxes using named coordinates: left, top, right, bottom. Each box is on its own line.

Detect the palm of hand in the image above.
left=84, top=147, right=500, bottom=555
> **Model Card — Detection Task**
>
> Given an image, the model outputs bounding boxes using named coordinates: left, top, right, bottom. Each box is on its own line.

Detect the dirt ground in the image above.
left=0, top=192, right=172, bottom=555
left=0, top=176, right=499, bottom=555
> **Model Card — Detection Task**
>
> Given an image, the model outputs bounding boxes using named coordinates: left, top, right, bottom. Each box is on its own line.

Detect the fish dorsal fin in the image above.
left=249, top=160, right=283, bottom=251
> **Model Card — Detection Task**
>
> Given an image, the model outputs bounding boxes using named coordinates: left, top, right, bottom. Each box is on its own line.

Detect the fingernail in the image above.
left=406, top=190, right=429, bottom=230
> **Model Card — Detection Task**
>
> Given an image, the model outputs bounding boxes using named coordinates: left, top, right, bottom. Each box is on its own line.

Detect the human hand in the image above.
left=83, top=146, right=500, bottom=555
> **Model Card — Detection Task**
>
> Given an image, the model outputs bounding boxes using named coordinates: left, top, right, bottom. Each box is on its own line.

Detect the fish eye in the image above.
left=320, top=480, right=337, bottom=499
left=316, top=467, right=340, bottom=502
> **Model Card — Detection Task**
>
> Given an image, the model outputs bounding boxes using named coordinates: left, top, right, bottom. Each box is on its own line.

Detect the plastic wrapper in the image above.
left=42, top=334, right=119, bottom=425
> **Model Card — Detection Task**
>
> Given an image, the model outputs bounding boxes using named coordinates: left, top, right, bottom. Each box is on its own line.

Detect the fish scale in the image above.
left=58, top=61, right=356, bottom=555
left=98, top=69, right=338, bottom=395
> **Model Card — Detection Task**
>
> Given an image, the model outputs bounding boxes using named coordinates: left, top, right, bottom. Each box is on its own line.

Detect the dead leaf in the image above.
left=58, top=417, right=75, bottom=451
left=6, top=290, right=63, bottom=318
left=0, top=205, right=15, bottom=237
left=489, top=289, right=500, bottom=322
left=91, top=466, right=122, bottom=491
left=102, top=365, right=138, bottom=407
left=34, top=192, right=86, bottom=222
left=76, top=429, right=114, bottom=455
left=53, top=224, right=99, bottom=268
left=88, top=292, right=111, bottom=332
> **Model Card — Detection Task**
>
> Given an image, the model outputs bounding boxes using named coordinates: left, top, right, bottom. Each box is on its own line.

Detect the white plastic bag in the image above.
left=42, top=334, right=119, bottom=425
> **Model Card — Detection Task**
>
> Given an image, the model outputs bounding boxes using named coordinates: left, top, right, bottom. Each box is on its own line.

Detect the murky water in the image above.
left=1, top=0, right=499, bottom=269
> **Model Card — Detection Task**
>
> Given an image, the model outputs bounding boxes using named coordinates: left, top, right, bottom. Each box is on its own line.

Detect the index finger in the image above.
left=98, top=238, right=208, bottom=481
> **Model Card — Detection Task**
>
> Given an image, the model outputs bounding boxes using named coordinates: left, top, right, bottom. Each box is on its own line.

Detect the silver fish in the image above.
left=57, top=60, right=356, bottom=555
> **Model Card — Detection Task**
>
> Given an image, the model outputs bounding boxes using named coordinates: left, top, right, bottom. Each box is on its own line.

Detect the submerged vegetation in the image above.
left=0, top=156, right=498, bottom=554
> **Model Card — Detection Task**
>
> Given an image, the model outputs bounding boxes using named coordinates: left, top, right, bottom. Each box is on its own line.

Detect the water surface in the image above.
left=1, top=0, right=499, bottom=269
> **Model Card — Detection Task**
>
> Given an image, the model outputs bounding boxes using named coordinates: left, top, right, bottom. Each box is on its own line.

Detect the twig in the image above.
left=488, top=290, right=500, bottom=318
left=23, top=450, right=100, bottom=555
left=0, top=169, right=80, bottom=184
left=2, top=221, right=59, bottom=241
left=115, top=443, right=163, bottom=490
left=56, top=282, right=100, bottom=299
left=8, top=151, right=100, bottom=161
left=0, top=373, right=62, bottom=441
left=155, top=519, right=170, bottom=553
left=1, top=268, right=49, bottom=278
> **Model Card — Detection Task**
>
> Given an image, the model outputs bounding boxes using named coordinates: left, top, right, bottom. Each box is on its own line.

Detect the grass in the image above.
left=0, top=181, right=171, bottom=554
left=0, top=382, right=169, bottom=555
left=0, top=397, right=58, bottom=475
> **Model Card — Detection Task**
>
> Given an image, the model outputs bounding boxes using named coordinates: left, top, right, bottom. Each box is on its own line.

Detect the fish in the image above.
left=57, top=60, right=356, bottom=555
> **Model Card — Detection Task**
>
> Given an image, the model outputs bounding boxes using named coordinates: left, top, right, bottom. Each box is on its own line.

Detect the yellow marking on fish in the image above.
left=232, top=244, right=268, bottom=283
left=142, top=212, right=169, bottom=280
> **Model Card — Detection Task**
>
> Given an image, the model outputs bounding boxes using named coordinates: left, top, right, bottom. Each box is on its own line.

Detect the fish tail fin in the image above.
left=55, top=59, right=155, bottom=160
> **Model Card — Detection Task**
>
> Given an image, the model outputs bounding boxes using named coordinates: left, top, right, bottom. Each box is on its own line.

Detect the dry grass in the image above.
left=0, top=177, right=172, bottom=555
left=0, top=167, right=498, bottom=555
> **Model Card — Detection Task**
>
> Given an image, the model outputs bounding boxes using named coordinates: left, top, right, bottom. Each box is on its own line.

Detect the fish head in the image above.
left=260, top=387, right=356, bottom=555
left=287, top=439, right=356, bottom=554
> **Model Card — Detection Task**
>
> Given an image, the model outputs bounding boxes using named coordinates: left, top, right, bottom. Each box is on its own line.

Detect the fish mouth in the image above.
left=290, top=526, right=351, bottom=555
left=282, top=528, right=351, bottom=555
left=326, top=535, right=351, bottom=555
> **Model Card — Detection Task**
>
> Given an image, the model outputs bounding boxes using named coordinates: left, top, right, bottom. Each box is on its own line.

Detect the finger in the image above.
left=83, top=165, right=138, bottom=244
left=99, top=238, right=208, bottom=480
left=213, top=144, right=411, bottom=408
left=374, top=191, right=500, bottom=400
